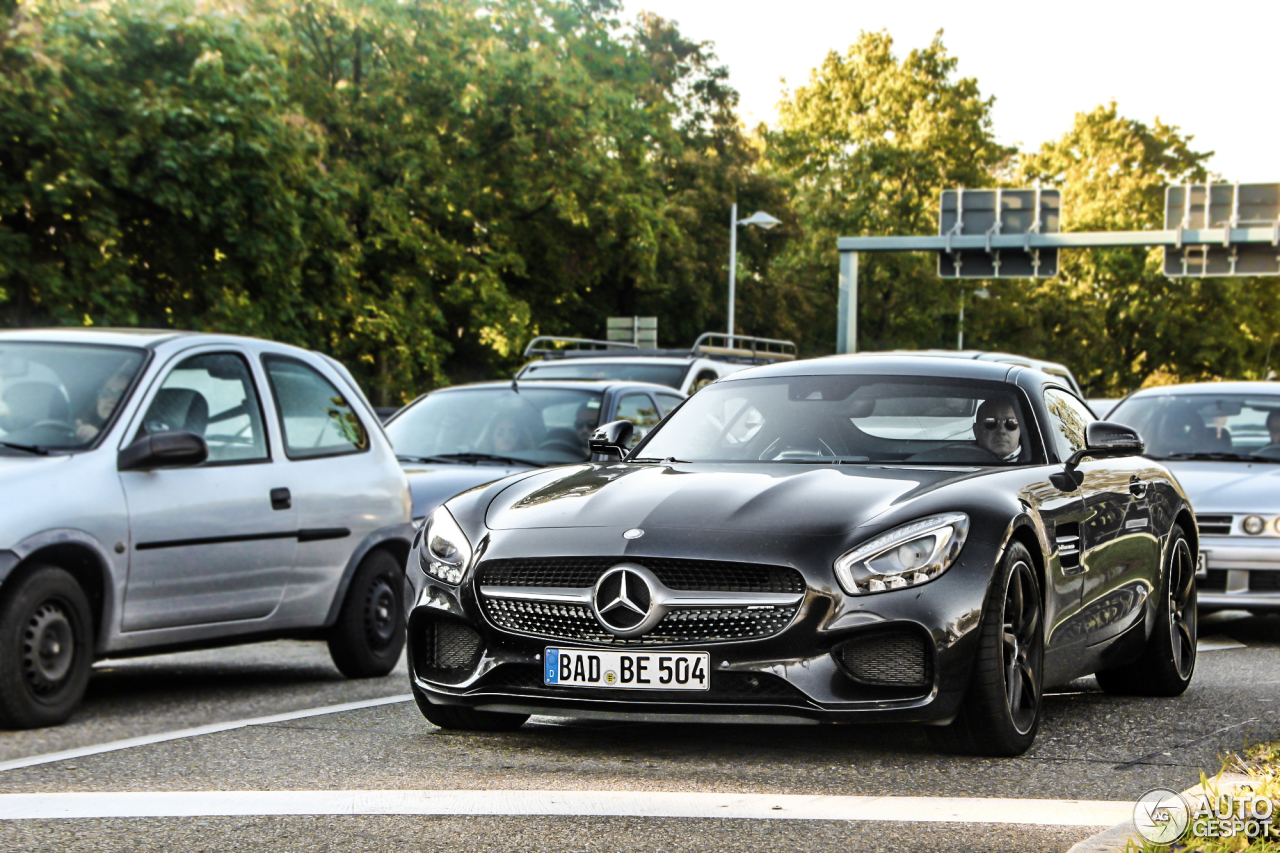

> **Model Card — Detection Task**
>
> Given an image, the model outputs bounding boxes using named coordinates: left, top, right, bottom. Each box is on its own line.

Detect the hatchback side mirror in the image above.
left=588, top=420, right=634, bottom=462
left=118, top=431, right=209, bottom=472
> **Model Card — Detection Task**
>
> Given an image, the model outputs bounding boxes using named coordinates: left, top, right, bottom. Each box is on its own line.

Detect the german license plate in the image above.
left=1197, top=552, right=1208, bottom=579
left=543, top=648, right=709, bottom=691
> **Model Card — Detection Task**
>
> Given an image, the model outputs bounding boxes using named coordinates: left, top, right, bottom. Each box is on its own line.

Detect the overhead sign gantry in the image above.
left=835, top=182, right=1280, bottom=353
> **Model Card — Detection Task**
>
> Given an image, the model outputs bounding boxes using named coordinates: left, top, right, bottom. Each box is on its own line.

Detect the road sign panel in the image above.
left=938, top=188, right=1061, bottom=279
left=607, top=316, right=658, bottom=347
left=1163, top=183, right=1280, bottom=277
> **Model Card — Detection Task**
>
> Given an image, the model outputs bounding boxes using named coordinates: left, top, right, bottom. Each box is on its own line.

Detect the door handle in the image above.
left=1128, top=478, right=1148, bottom=498
left=270, top=488, right=292, bottom=511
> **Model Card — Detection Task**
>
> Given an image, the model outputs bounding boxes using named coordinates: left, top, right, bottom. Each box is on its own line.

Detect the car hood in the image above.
left=1161, top=460, right=1280, bottom=513
left=484, top=463, right=979, bottom=536
left=0, top=452, right=73, bottom=480
left=403, top=462, right=535, bottom=520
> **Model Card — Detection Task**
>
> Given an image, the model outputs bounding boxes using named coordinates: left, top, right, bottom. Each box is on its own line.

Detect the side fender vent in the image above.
left=1056, top=523, right=1082, bottom=573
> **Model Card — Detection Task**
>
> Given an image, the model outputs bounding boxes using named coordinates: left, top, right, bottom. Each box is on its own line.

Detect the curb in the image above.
left=1066, top=772, right=1253, bottom=853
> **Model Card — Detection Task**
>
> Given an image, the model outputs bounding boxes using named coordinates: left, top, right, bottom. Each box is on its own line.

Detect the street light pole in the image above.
left=726, top=206, right=781, bottom=350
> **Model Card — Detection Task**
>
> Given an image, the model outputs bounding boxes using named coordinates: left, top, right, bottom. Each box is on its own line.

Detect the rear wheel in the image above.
left=0, top=565, right=94, bottom=730
left=327, top=550, right=405, bottom=678
left=1095, top=525, right=1196, bottom=696
left=927, top=541, right=1043, bottom=757
left=412, top=684, right=529, bottom=731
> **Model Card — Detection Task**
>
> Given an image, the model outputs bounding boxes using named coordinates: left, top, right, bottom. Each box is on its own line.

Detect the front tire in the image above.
left=0, top=565, right=94, bottom=730
left=927, top=541, right=1044, bottom=757
left=1095, top=525, right=1196, bottom=697
left=412, top=684, right=529, bottom=731
left=327, top=549, right=406, bottom=678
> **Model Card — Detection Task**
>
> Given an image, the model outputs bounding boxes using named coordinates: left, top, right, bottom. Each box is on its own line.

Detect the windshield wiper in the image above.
left=0, top=441, right=49, bottom=456
left=631, top=457, right=691, bottom=464
left=1158, top=451, right=1280, bottom=463
left=430, top=452, right=536, bottom=467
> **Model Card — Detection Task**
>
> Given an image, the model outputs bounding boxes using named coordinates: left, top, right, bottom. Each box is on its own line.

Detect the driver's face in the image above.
left=1269, top=414, right=1280, bottom=445
left=976, top=404, right=1020, bottom=458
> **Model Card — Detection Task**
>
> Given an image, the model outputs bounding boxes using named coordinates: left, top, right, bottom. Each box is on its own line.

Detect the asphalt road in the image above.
left=1, top=612, right=1278, bottom=852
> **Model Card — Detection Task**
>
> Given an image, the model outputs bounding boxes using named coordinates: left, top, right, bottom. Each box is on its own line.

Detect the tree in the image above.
left=764, top=30, right=1011, bottom=355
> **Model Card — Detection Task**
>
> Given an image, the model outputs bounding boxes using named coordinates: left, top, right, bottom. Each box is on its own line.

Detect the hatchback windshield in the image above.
left=1109, top=393, right=1280, bottom=461
left=386, top=387, right=604, bottom=466
left=519, top=362, right=687, bottom=389
left=0, top=342, right=147, bottom=452
left=634, top=375, right=1038, bottom=465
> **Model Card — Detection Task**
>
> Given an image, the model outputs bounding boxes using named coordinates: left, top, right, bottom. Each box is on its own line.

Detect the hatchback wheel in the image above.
left=0, top=565, right=94, bottom=730
left=328, top=549, right=405, bottom=678
left=927, top=541, right=1043, bottom=757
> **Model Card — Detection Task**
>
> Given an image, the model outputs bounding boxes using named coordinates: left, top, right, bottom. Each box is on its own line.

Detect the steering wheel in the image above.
left=538, top=438, right=585, bottom=456
left=27, top=420, right=78, bottom=441
left=906, top=443, right=1004, bottom=464
left=1254, top=444, right=1280, bottom=460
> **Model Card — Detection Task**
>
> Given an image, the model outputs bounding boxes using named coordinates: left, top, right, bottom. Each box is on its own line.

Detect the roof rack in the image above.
left=692, top=332, right=796, bottom=362
left=523, top=336, right=639, bottom=358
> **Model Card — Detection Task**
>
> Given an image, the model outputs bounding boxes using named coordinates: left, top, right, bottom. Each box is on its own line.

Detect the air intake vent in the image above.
left=833, top=625, right=932, bottom=687
left=1056, top=523, right=1081, bottom=572
left=1197, top=515, right=1234, bottom=536
left=412, top=616, right=483, bottom=684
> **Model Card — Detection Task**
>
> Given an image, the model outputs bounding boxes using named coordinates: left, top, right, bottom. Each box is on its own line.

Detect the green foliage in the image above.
left=763, top=31, right=1012, bottom=354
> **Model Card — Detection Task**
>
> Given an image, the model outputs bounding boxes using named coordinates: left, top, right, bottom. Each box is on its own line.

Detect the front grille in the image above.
left=479, top=557, right=804, bottom=594
left=833, top=625, right=932, bottom=687
left=1249, top=571, right=1280, bottom=592
left=481, top=597, right=798, bottom=647
left=473, top=665, right=811, bottom=704
left=1198, top=514, right=1234, bottom=536
left=413, top=617, right=483, bottom=684
left=1200, top=569, right=1229, bottom=592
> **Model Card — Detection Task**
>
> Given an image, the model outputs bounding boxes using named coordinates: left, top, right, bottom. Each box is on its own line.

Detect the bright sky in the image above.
left=629, top=0, right=1277, bottom=183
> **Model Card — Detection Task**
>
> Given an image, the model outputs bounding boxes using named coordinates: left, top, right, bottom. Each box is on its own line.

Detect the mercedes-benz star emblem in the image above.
left=591, top=564, right=662, bottom=637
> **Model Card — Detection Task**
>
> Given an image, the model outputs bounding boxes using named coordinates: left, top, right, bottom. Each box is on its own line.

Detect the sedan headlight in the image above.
left=419, top=506, right=473, bottom=585
left=834, top=513, right=970, bottom=595
left=1243, top=515, right=1267, bottom=536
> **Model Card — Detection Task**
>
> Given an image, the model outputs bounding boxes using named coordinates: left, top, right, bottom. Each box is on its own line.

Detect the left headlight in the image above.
left=834, top=513, right=970, bottom=596
left=418, top=506, right=473, bottom=585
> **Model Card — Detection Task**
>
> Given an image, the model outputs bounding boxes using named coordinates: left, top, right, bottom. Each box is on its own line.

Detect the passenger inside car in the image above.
left=490, top=413, right=536, bottom=454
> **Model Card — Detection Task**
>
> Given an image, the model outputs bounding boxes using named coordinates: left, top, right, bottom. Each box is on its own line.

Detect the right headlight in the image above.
left=834, top=513, right=970, bottom=595
left=418, top=506, right=473, bottom=585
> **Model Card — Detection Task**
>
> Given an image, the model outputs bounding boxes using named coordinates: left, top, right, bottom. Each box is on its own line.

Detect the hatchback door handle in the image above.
left=270, top=488, right=292, bottom=511
left=1129, top=478, right=1147, bottom=498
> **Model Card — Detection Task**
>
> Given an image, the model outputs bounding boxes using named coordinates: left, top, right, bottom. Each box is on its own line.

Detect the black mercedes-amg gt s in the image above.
left=405, top=355, right=1198, bottom=755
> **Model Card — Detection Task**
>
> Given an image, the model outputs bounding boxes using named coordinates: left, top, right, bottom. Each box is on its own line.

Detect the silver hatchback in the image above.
left=0, top=329, right=412, bottom=729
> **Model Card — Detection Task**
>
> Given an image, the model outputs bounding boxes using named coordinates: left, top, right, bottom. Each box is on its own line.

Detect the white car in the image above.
left=0, top=329, right=411, bottom=729
left=515, top=333, right=797, bottom=394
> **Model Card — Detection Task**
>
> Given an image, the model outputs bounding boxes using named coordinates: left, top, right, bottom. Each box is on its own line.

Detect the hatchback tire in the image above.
left=327, top=549, right=405, bottom=678
left=927, top=541, right=1044, bottom=757
left=0, top=565, right=94, bottom=730
left=412, top=684, right=529, bottom=731
left=1095, top=525, right=1196, bottom=697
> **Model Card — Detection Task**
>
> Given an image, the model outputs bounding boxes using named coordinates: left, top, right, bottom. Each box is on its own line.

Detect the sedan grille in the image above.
left=833, top=625, right=933, bottom=687
left=1249, top=571, right=1280, bottom=592
left=478, top=557, right=804, bottom=594
left=480, top=597, right=799, bottom=647
left=1199, top=569, right=1229, bottom=592
left=1198, top=515, right=1234, bottom=536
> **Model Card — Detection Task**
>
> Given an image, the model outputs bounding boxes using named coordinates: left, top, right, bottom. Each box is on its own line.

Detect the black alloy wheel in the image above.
left=328, top=549, right=406, bottom=679
left=1096, top=525, right=1197, bottom=696
left=927, top=540, right=1044, bottom=757
left=0, top=565, right=94, bottom=730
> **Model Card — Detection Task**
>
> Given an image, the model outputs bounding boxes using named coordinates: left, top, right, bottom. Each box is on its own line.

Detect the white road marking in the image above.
left=0, top=790, right=1132, bottom=825
left=1197, top=635, right=1247, bottom=652
left=0, top=695, right=413, bottom=773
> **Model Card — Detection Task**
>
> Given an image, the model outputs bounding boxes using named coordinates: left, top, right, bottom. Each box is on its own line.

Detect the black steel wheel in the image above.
left=328, top=549, right=406, bottom=678
left=927, top=540, right=1044, bottom=756
left=0, top=565, right=94, bottom=730
left=1096, top=525, right=1197, bottom=696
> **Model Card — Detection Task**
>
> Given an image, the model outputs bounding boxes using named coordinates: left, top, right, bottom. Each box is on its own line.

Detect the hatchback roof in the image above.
left=0, top=327, right=193, bottom=348
left=1127, top=381, right=1280, bottom=397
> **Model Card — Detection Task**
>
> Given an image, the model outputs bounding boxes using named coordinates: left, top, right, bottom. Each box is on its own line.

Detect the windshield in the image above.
left=1109, top=393, right=1280, bottom=461
left=634, top=375, right=1038, bottom=466
left=519, top=361, right=687, bottom=389
left=0, top=342, right=147, bottom=452
left=386, top=387, right=604, bottom=466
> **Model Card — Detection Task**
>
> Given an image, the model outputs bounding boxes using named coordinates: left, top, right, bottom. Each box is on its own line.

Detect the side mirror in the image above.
left=1058, top=422, right=1144, bottom=485
left=118, top=431, right=209, bottom=472
left=588, top=420, right=634, bottom=462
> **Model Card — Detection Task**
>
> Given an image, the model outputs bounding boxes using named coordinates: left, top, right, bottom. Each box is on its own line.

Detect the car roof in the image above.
left=1127, top=381, right=1280, bottom=397
left=521, top=355, right=698, bottom=366
left=721, top=354, right=1020, bottom=383
left=431, top=379, right=683, bottom=394
left=0, top=327, right=194, bottom=348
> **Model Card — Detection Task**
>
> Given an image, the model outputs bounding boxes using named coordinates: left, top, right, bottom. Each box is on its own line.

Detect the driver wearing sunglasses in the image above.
left=974, top=397, right=1022, bottom=461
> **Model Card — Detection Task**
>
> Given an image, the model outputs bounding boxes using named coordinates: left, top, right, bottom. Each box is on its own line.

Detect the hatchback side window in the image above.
left=138, top=352, right=269, bottom=463
left=655, top=392, right=685, bottom=417
left=263, top=356, right=368, bottom=459
left=616, top=393, right=662, bottom=449
left=1044, top=388, right=1095, bottom=463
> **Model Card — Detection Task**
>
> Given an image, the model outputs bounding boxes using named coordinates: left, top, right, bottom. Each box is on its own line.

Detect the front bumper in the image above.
left=403, top=530, right=1001, bottom=724
left=1197, top=536, right=1280, bottom=611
